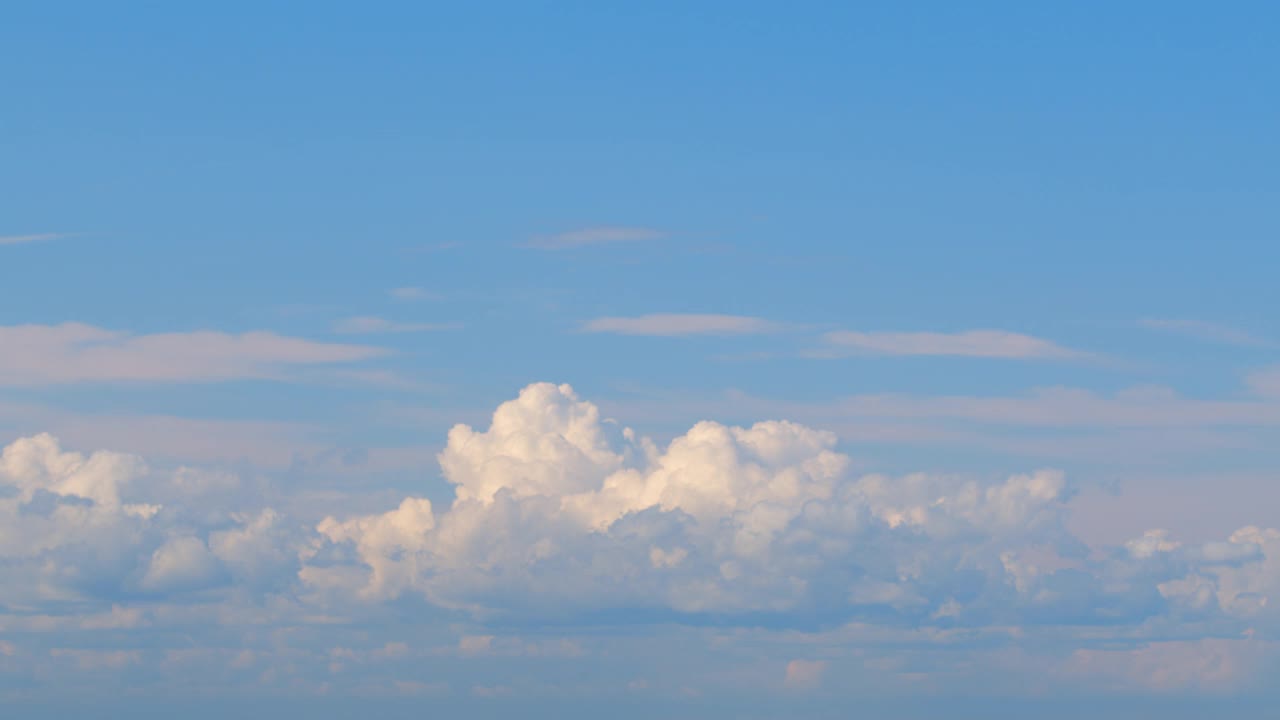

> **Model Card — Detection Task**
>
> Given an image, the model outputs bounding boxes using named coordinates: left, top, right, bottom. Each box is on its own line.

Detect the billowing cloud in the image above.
left=0, top=323, right=386, bottom=385
left=309, top=384, right=1280, bottom=634
left=525, top=226, right=665, bottom=250
left=583, top=314, right=780, bottom=337
left=4, top=386, right=1279, bottom=700
left=820, top=329, right=1085, bottom=359
left=0, top=433, right=300, bottom=608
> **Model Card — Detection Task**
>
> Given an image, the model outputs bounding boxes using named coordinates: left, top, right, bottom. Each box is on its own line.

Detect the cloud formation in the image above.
left=388, top=287, right=441, bottom=301
left=0, top=233, right=69, bottom=246
left=0, top=434, right=299, bottom=609
left=310, top=384, right=1280, bottom=634
left=3, top=385, right=1278, bottom=700
left=332, top=316, right=460, bottom=334
left=820, top=329, right=1085, bottom=359
left=583, top=314, right=779, bottom=337
left=0, top=323, right=386, bottom=385
left=525, top=226, right=666, bottom=250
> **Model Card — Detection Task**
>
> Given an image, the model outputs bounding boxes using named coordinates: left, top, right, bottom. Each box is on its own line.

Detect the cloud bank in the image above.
left=2, top=384, right=1278, bottom=700
left=309, top=384, right=1280, bottom=633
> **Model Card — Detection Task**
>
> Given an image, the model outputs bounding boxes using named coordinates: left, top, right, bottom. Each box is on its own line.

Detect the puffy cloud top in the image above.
left=2, top=384, right=1279, bottom=699
left=310, top=384, right=1280, bottom=629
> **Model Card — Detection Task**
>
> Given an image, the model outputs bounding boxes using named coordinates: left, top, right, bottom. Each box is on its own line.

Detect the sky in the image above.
left=2, top=1, right=1279, bottom=717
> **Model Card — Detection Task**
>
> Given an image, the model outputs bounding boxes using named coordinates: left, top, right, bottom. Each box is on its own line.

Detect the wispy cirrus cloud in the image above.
left=0, top=233, right=71, bottom=246
left=582, top=313, right=780, bottom=336
left=387, top=287, right=441, bottom=301
left=1140, top=318, right=1272, bottom=347
left=332, top=316, right=461, bottom=335
left=0, top=323, right=387, bottom=386
left=525, top=226, right=665, bottom=250
left=819, top=329, right=1087, bottom=359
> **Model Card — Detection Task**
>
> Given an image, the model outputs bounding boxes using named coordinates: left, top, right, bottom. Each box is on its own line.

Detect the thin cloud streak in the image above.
left=525, top=226, right=665, bottom=250
left=582, top=313, right=780, bottom=336
left=388, top=287, right=441, bottom=301
left=820, top=329, right=1088, bottom=359
left=332, top=316, right=461, bottom=335
left=0, top=233, right=70, bottom=246
left=1140, top=318, right=1273, bottom=347
left=0, top=322, right=387, bottom=386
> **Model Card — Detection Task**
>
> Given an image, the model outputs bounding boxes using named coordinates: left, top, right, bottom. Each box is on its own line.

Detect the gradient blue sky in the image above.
left=2, top=2, right=1279, bottom=717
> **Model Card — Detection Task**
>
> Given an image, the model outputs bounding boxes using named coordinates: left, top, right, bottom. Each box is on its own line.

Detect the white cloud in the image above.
left=525, top=226, right=665, bottom=250
left=141, top=536, right=223, bottom=592
left=820, top=329, right=1085, bottom=359
left=0, top=232, right=69, bottom=246
left=0, top=433, right=300, bottom=608
left=1140, top=318, right=1271, bottom=347
left=582, top=314, right=780, bottom=336
left=0, top=323, right=386, bottom=386
left=3, top=393, right=1280, bottom=699
left=309, top=383, right=1280, bottom=633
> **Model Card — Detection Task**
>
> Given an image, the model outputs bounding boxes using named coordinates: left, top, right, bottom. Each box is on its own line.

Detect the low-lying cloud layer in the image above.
left=1, top=383, right=1277, bottom=699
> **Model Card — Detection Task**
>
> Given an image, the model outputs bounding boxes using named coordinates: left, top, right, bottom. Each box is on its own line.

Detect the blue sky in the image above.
left=2, top=2, right=1279, bottom=716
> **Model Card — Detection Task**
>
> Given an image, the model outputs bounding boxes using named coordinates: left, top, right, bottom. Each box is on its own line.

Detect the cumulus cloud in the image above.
left=141, top=536, right=224, bottom=592
left=4, top=387, right=1280, bottom=699
left=0, top=433, right=299, bottom=608
left=819, top=329, right=1086, bottom=359
left=582, top=314, right=780, bottom=337
left=0, top=323, right=386, bottom=386
left=525, top=226, right=665, bottom=250
left=308, top=383, right=1280, bottom=633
